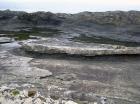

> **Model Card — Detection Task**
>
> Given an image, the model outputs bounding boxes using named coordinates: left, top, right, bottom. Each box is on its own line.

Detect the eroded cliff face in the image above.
left=1, top=10, right=140, bottom=29
left=1, top=10, right=140, bottom=26
left=0, top=10, right=140, bottom=43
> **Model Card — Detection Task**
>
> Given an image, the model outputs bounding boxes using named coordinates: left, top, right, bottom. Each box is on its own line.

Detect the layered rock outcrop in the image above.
left=0, top=10, right=140, bottom=43
left=1, top=10, right=140, bottom=26
left=21, top=38, right=140, bottom=56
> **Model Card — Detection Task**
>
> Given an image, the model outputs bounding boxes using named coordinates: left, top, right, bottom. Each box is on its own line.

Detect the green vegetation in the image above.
left=0, top=27, right=62, bottom=41
left=11, top=89, right=20, bottom=96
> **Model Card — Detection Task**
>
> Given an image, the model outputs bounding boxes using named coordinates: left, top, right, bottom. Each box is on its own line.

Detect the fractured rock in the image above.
left=22, top=38, right=140, bottom=56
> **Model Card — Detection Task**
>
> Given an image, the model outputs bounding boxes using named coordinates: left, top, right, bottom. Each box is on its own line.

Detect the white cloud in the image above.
left=3, top=0, right=140, bottom=5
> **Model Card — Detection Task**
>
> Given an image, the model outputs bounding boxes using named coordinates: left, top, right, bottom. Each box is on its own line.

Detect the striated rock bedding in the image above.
left=21, top=38, right=140, bottom=56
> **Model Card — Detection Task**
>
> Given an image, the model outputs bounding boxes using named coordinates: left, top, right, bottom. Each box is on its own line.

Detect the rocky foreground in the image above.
left=0, top=41, right=140, bottom=104
left=0, top=84, right=78, bottom=104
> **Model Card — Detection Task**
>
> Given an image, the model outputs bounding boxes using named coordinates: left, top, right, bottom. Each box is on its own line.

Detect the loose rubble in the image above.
left=0, top=84, right=78, bottom=104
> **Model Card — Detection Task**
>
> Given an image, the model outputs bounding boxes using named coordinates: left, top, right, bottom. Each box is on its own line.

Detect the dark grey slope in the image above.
left=0, top=10, right=140, bottom=43
left=1, top=10, right=140, bottom=26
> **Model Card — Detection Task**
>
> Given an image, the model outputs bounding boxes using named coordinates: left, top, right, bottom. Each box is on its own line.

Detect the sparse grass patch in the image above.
left=11, top=89, right=20, bottom=96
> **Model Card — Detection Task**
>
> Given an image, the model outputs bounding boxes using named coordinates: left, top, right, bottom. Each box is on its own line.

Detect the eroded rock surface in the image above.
left=0, top=42, right=140, bottom=104
left=0, top=10, right=140, bottom=43
left=0, top=10, right=140, bottom=104
left=22, top=38, right=140, bottom=56
left=0, top=51, right=52, bottom=80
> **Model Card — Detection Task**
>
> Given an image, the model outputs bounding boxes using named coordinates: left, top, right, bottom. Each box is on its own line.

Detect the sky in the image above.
left=0, top=0, right=140, bottom=13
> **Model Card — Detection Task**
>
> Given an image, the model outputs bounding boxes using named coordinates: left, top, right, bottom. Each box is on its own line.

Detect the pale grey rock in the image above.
left=22, top=38, right=140, bottom=56
left=0, top=85, right=77, bottom=104
left=0, top=37, right=14, bottom=43
left=0, top=50, right=52, bottom=79
left=0, top=34, right=9, bottom=36
left=0, top=84, right=78, bottom=104
left=23, top=67, right=53, bottom=78
left=65, top=100, right=78, bottom=104
left=23, top=98, right=33, bottom=104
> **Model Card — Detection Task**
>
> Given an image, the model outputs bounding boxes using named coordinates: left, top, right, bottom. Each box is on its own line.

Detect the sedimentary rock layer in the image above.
left=22, top=39, right=140, bottom=56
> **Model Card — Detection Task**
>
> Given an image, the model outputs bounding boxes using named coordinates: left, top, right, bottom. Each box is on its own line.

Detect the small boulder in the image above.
left=0, top=37, right=14, bottom=44
left=28, top=89, right=37, bottom=97
left=65, top=100, right=78, bottom=104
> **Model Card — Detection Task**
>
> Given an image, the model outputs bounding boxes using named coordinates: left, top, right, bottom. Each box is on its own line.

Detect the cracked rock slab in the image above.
left=22, top=67, right=53, bottom=78
left=0, top=51, right=52, bottom=79
left=21, top=38, right=140, bottom=56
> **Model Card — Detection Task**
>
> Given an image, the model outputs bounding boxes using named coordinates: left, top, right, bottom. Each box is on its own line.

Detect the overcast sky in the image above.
left=0, top=0, right=140, bottom=13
